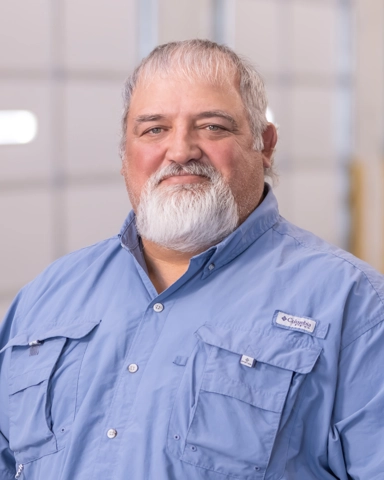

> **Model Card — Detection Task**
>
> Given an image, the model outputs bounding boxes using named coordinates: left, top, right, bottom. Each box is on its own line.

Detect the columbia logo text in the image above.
left=281, top=315, right=313, bottom=331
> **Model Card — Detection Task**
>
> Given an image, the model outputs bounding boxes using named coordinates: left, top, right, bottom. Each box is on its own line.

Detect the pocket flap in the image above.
left=195, top=323, right=321, bottom=374
left=0, top=319, right=101, bottom=353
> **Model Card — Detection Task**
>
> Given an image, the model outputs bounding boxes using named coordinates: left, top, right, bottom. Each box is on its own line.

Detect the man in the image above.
left=0, top=40, right=383, bottom=480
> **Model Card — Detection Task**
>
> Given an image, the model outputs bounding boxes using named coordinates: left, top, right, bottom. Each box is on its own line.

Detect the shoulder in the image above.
left=271, top=217, right=384, bottom=345
left=28, top=235, right=121, bottom=290
left=273, top=216, right=383, bottom=284
left=4, top=235, right=122, bottom=332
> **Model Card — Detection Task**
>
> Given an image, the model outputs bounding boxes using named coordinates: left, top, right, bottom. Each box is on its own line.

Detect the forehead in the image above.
left=128, top=72, right=246, bottom=119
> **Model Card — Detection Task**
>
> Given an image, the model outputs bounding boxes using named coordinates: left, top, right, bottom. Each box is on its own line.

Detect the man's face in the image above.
left=121, top=73, right=271, bottom=222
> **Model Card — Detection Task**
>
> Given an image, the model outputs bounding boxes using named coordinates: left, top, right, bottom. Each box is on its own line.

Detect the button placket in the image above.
left=94, top=295, right=172, bottom=478
left=128, top=363, right=139, bottom=373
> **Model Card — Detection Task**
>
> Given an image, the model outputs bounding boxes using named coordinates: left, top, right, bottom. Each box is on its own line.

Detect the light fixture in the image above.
left=0, top=110, right=38, bottom=145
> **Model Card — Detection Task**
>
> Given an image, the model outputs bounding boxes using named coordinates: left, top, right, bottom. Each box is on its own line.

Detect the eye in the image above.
left=146, top=127, right=163, bottom=135
left=206, top=124, right=223, bottom=131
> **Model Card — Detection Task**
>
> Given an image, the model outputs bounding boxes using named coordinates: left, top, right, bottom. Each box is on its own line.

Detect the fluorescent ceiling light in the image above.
left=0, top=110, right=38, bottom=145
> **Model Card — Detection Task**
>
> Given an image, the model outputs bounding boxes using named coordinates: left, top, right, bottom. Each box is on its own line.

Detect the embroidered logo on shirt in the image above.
left=275, top=311, right=316, bottom=334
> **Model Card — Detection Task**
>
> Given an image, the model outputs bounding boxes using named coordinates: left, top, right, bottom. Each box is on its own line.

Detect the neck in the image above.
left=142, top=240, right=206, bottom=293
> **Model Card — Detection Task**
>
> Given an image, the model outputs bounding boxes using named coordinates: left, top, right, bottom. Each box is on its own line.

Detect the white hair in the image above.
left=120, top=39, right=276, bottom=178
left=135, top=161, right=239, bottom=253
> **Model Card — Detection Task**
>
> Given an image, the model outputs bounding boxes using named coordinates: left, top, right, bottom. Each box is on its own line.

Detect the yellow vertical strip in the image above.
left=349, top=160, right=365, bottom=260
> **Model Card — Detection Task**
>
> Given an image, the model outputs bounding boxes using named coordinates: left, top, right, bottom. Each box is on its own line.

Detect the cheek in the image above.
left=207, top=143, right=256, bottom=185
left=123, top=144, right=165, bottom=208
left=206, top=144, right=239, bottom=178
left=126, top=143, right=165, bottom=178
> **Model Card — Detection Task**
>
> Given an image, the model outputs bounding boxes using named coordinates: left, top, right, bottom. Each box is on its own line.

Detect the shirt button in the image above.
left=153, top=303, right=164, bottom=312
left=107, top=429, right=117, bottom=439
left=128, top=363, right=139, bottom=373
left=208, top=263, right=215, bottom=271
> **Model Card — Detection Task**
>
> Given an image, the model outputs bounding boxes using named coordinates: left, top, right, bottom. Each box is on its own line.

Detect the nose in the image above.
left=165, top=128, right=202, bottom=164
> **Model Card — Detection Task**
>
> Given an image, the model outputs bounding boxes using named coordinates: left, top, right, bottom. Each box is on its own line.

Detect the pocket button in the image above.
left=107, top=429, right=117, bottom=439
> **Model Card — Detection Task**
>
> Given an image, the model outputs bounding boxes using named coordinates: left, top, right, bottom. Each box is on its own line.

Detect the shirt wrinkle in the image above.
left=340, top=314, right=384, bottom=351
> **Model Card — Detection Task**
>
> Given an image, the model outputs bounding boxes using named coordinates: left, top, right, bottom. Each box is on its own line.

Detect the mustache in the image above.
left=150, top=161, right=219, bottom=186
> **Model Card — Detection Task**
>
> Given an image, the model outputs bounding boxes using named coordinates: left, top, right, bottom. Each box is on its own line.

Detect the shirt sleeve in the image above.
left=328, top=318, right=384, bottom=480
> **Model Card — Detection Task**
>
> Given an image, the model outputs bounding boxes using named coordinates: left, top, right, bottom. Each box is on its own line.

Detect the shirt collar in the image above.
left=119, top=183, right=279, bottom=271
left=199, top=183, right=279, bottom=271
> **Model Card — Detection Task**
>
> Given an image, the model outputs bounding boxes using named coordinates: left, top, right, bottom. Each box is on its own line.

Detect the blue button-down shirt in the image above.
left=1, top=186, right=384, bottom=479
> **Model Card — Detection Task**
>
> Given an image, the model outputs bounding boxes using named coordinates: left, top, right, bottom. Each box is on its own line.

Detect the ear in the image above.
left=261, top=123, right=277, bottom=168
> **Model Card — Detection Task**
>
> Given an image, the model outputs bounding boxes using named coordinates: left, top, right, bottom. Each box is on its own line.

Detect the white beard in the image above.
left=135, top=162, right=239, bottom=253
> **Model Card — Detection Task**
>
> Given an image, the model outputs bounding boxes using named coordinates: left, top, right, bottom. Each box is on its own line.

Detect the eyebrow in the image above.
left=195, top=110, right=239, bottom=130
left=134, top=114, right=166, bottom=124
left=132, top=110, right=239, bottom=132
left=133, top=114, right=165, bottom=133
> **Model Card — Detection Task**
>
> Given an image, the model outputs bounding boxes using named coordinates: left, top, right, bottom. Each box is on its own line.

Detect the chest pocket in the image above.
left=167, top=323, right=321, bottom=480
left=0, top=320, right=100, bottom=465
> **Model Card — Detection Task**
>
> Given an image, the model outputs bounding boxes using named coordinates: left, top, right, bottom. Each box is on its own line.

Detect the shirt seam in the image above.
left=12, top=282, right=32, bottom=328
left=340, top=314, right=384, bottom=351
left=16, top=236, right=119, bottom=321
left=272, top=225, right=384, bottom=303
left=183, top=343, right=215, bottom=449
left=210, top=212, right=279, bottom=273
left=272, top=225, right=384, bottom=345
left=281, top=372, right=316, bottom=478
